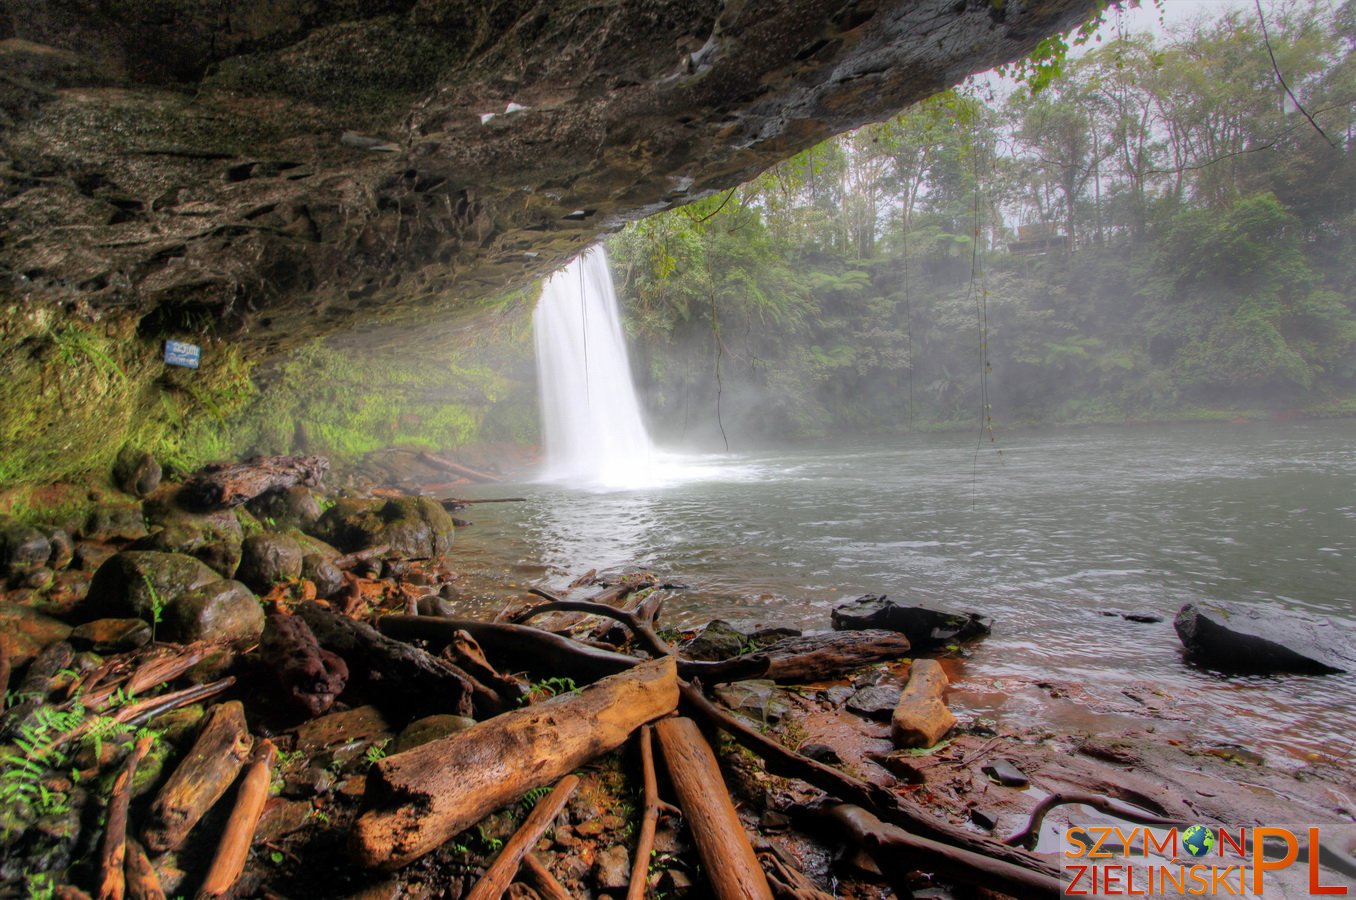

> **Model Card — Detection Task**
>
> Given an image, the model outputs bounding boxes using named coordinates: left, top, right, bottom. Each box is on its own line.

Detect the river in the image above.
left=451, top=420, right=1356, bottom=768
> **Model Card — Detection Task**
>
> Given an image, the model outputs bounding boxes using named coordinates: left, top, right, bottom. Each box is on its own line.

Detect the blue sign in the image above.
left=164, top=340, right=201, bottom=369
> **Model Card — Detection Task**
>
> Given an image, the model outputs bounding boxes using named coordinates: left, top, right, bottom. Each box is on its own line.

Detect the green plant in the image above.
left=142, top=575, right=165, bottom=643
left=474, top=823, right=504, bottom=853
left=363, top=740, right=390, bottom=767
left=25, top=872, right=56, bottom=900
left=520, top=677, right=580, bottom=705
left=1, top=704, right=85, bottom=822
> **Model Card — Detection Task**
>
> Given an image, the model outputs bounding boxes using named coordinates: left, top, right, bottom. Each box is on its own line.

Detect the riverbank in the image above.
left=2, top=447, right=1353, bottom=897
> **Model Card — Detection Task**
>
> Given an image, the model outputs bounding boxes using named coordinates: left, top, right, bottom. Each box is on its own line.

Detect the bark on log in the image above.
left=890, top=658, right=954, bottom=748
left=465, top=775, right=579, bottom=900
left=124, top=839, right=166, bottom=900
left=626, top=726, right=659, bottom=900
left=819, top=803, right=1062, bottom=897
left=296, top=602, right=482, bottom=718
left=759, top=847, right=833, bottom=900
left=654, top=717, right=773, bottom=900
left=519, top=855, right=572, bottom=900
left=521, top=575, right=657, bottom=635
left=442, top=629, right=526, bottom=707
left=182, top=455, right=329, bottom=510
left=197, top=739, right=278, bottom=900
left=753, top=630, right=912, bottom=683
left=97, top=734, right=156, bottom=900
left=418, top=452, right=500, bottom=484
left=351, top=656, right=679, bottom=870
left=142, top=701, right=253, bottom=854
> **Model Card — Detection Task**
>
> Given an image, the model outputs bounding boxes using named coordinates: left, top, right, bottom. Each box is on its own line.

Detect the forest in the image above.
left=609, top=0, right=1356, bottom=445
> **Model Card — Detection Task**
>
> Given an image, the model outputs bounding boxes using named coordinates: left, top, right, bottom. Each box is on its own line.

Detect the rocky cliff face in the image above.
left=2, top=0, right=1096, bottom=346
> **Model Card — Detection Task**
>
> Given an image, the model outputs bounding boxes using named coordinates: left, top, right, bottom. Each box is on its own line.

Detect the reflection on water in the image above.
left=457, top=421, right=1356, bottom=765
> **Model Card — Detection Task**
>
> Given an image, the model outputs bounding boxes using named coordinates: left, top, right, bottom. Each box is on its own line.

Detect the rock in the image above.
left=981, top=758, right=1029, bottom=787
left=246, top=486, right=324, bottom=532
left=21, top=566, right=55, bottom=591
left=1174, top=601, right=1355, bottom=674
left=1100, top=609, right=1164, bottom=624
left=890, top=659, right=955, bottom=749
left=684, top=619, right=749, bottom=661
left=43, top=570, right=92, bottom=616
left=261, top=613, right=350, bottom=718
left=162, top=579, right=264, bottom=644
left=799, top=743, right=841, bottom=764
left=846, top=684, right=901, bottom=721
left=416, top=595, right=456, bottom=616
left=133, top=505, right=245, bottom=578
left=0, top=605, right=73, bottom=666
left=294, top=705, right=390, bottom=753
left=86, top=550, right=222, bottom=621
left=593, top=844, right=631, bottom=891
left=748, top=626, right=802, bottom=646
left=832, top=595, right=990, bottom=650
left=302, top=553, right=345, bottom=599
left=390, top=714, right=477, bottom=754
left=236, top=532, right=305, bottom=591
left=81, top=501, right=148, bottom=542
left=310, top=497, right=454, bottom=559
left=0, top=516, right=52, bottom=578
left=70, top=618, right=152, bottom=653
left=46, top=529, right=73, bottom=571
left=113, top=445, right=161, bottom=498
left=822, top=685, right=855, bottom=707
left=72, top=541, right=116, bottom=572
left=714, top=679, right=789, bottom=723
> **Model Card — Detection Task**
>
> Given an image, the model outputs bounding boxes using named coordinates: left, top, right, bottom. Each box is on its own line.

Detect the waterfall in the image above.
left=533, top=246, right=659, bottom=488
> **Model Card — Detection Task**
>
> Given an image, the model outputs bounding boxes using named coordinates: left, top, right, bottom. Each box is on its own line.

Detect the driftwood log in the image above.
left=627, top=726, right=660, bottom=900
left=441, top=629, right=526, bottom=707
left=296, top=602, right=486, bottom=718
left=182, top=455, right=328, bottom=510
left=351, top=656, right=679, bottom=869
left=464, top=775, right=579, bottom=900
left=819, top=804, right=1063, bottom=897
left=97, top=734, right=156, bottom=900
left=197, top=740, right=278, bottom=900
left=418, top=451, right=499, bottom=484
left=519, top=854, right=572, bottom=900
left=124, top=839, right=165, bottom=900
left=655, top=717, right=773, bottom=900
left=142, top=701, right=253, bottom=853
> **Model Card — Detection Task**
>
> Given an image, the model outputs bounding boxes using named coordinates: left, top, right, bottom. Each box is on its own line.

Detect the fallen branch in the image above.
left=655, top=717, right=773, bottom=900
left=758, top=847, right=833, bottom=900
left=627, top=726, right=659, bottom=900
left=98, top=733, right=156, bottom=900
left=124, top=839, right=165, bottom=900
left=197, top=739, right=279, bottom=900
left=333, top=546, right=391, bottom=571
left=1006, top=790, right=1184, bottom=850
left=819, top=803, right=1062, bottom=898
left=465, top=775, right=579, bottom=900
left=519, top=854, right=572, bottom=900
left=352, top=656, right=679, bottom=869
left=418, top=452, right=499, bottom=483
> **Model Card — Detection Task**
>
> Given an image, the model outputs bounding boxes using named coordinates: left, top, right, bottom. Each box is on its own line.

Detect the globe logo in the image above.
left=1181, top=825, right=1216, bottom=858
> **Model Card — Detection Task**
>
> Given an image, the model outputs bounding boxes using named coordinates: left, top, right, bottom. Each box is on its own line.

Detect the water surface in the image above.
left=454, top=421, right=1356, bottom=765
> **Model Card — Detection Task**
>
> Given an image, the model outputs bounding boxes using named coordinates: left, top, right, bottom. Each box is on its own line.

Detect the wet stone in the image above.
left=822, top=685, right=855, bottom=707
left=302, top=553, right=344, bottom=599
left=161, top=579, right=264, bottom=644
left=237, top=532, right=305, bottom=592
left=593, top=844, right=631, bottom=890
left=0, top=605, right=74, bottom=665
left=295, top=705, right=391, bottom=752
left=800, top=742, right=841, bottom=764
left=0, top=517, right=52, bottom=578
left=685, top=619, right=749, bottom=661
left=390, top=714, right=477, bottom=754
left=46, top=529, right=73, bottom=571
left=981, top=758, right=1029, bottom=787
left=714, top=679, right=789, bottom=723
left=846, top=684, right=902, bottom=721
left=71, top=617, right=152, bottom=653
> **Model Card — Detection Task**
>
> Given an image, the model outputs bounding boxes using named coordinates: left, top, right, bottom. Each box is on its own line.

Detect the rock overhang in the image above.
left=1, top=0, right=1101, bottom=347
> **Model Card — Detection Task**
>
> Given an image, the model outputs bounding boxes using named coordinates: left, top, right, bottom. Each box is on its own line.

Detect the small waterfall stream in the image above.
left=533, top=246, right=658, bottom=488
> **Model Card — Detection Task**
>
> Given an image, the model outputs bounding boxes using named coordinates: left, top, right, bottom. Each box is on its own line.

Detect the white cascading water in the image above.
left=533, top=246, right=659, bottom=488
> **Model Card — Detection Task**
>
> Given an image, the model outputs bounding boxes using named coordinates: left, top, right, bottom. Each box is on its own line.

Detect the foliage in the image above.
left=608, top=0, right=1356, bottom=442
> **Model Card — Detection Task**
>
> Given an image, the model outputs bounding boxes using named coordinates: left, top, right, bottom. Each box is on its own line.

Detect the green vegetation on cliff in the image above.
left=609, top=1, right=1356, bottom=444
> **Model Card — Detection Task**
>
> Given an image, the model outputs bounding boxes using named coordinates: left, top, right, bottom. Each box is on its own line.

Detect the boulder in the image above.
left=593, top=845, right=632, bottom=892
left=832, top=594, right=990, bottom=650
left=237, top=533, right=306, bottom=592
left=890, top=659, right=955, bottom=749
left=1174, top=602, right=1355, bottom=674
left=302, top=554, right=345, bottom=599
left=0, top=605, right=73, bottom=666
left=81, top=500, right=148, bottom=542
left=87, top=550, right=221, bottom=621
left=246, top=486, right=325, bottom=533
left=0, top=516, right=52, bottom=578
left=131, top=505, right=245, bottom=578
left=112, top=445, right=162, bottom=498
left=162, top=580, right=265, bottom=644
left=71, top=618, right=153, bottom=653
left=684, top=619, right=749, bottom=661
left=309, top=496, right=454, bottom=559
left=846, top=684, right=901, bottom=721
left=390, top=714, right=477, bottom=755
left=46, top=529, right=74, bottom=571
left=713, top=679, right=789, bottom=724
